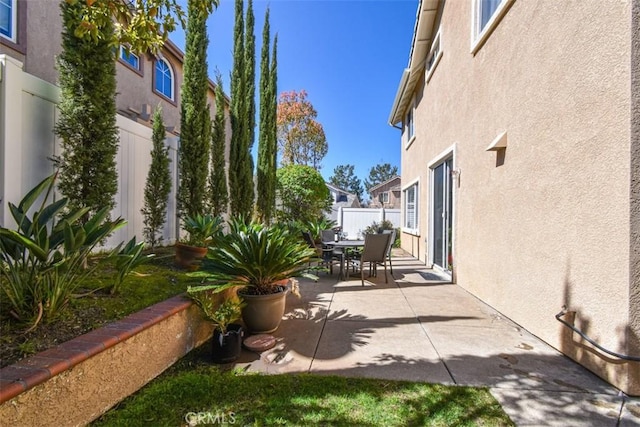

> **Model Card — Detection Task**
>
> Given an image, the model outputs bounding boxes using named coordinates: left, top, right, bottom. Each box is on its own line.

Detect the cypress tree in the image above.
left=177, top=0, right=211, bottom=219
left=256, top=9, right=277, bottom=223
left=209, top=72, right=229, bottom=217
left=142, top=107, right=172, bottom=248
left=229, top=0, right=247, bottom=218
left=268, top=35, right=278, bottom=217
left=54, top=0, right=119, bottom=222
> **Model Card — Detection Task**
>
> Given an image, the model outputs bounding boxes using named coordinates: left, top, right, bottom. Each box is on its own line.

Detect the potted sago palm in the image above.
left=175, top=214, right=223, bottom=270
left=192, top=217, right=318, bottom=334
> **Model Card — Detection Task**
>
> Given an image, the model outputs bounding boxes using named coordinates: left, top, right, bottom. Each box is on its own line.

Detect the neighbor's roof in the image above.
left=369, top=176, right=401, bottom=193
left=388, top=0, right=441, bottom=126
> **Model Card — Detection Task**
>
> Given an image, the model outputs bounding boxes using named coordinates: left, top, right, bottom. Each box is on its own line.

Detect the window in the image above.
left=471, top=0, right=514, bottom=53
left=425, top=31, right=442, bottom=83
left=380, top=192, right=389, bottom=204
left=403, top=183, right=418, bottom=233
left=404, top=103, right=414, bottom=147
left=120, top=46, right=140, bottom=70
left=154, top=58, right=174, bottom=100
left=0, top=0, right=16, bottom=41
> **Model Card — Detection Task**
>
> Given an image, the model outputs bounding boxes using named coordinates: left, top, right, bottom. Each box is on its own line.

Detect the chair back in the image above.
left=301, top=231, right=316, bottom=249
left=361, top=233, right=391, bottom=263
left=381, top=229, right=396, bottom=257
left=321, top=229, right=335, bottom=243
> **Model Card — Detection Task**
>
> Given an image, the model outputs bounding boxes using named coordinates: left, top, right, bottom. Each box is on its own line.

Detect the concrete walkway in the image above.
left=234, top=254, right=640, bottom=426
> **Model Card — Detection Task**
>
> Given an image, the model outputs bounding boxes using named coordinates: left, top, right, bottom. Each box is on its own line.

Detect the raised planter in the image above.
left=0, top=295, right=214, bottom=426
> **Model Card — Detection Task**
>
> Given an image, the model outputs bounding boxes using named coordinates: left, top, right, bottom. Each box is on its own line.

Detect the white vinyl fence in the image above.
left=0, top=55, right=179, bottom=248
left=336, top=207, right=401, bottom=237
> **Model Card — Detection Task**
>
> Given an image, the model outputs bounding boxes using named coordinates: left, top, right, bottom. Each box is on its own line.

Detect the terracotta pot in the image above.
left=238, top=287, right=289, bottom=334
left=175, top=242, right=208, bottom=271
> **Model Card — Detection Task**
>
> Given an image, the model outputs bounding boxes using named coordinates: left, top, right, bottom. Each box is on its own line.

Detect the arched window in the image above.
left=154, top=58, right=174, bottom=100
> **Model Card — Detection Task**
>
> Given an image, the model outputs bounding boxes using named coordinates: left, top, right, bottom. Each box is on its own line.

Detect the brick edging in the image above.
left=0, top=295, right=193, bottom=404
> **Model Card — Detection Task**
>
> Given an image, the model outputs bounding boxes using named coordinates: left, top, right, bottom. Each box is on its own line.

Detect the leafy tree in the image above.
left=208, top=71, right=229, bottom=217
left=177, top=0, right=212, bottom=219
left=55, top=0, right=119, bottom=222
left=142, top=107, right=172, bottom=248
left=276, top=165, right=331, bottom=224
left=329, top=164, right=364, bottom=202
left=276, top=90, right=328, bottom=170
left=256, top=8, right=278, bottom=224
left=229, top=0, right=255, bottom=219
left=364, top=163, right=399, bottom=193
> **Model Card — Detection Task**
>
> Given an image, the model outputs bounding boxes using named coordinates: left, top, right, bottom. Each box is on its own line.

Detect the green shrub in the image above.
left=0, top=173, right=144, bottom=328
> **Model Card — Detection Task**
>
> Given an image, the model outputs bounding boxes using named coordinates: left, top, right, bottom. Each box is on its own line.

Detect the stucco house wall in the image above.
left=391, top=0, right=639, bottom=395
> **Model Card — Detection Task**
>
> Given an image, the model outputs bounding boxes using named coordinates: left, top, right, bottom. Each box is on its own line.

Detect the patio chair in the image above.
left=352, top=233, right=391, bottom=286
left=380, top=229, right=396, bottom=276
left=302, top=230, right=339, bottom=275
left=320, top=229, right=344, bottom=276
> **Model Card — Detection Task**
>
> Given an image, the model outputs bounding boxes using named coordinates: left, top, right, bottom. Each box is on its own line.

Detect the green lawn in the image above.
left=92, top=346, right=514, bottom=427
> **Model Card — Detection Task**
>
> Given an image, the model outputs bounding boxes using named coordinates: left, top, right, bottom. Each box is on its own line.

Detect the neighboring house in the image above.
left=368, top=176, right=401, bottom=209
left=0, top=0, right=231, bottom=244
left=325, top=182, right=361, bottom=222
left=389, top=0, right=639, bottom=395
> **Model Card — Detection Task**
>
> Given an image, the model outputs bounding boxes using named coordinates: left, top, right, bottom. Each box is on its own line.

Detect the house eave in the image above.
left=388, top=0, right=441, bottom=126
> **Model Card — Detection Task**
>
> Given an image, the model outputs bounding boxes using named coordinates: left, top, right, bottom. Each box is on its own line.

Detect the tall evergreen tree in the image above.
left=256, top=8, right=275, bottom=223
left=55, top=0, right=119, bottom=222
left=177, top=0, right=212, bottom=219
left=268, top=35, right=278, bottom=215
left=229, top=0, right=255, bottom=219
left=209, top=72, right=229, bottom=217
left=245, top=0, right=256, bottom=156
left=329, top=164, right=364, bottom=202
left=142, top=107, right=172, bottom=248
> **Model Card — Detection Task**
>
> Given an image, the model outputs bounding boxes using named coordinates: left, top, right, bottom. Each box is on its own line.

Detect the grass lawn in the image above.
left=92, top=345, right=514, bottom=427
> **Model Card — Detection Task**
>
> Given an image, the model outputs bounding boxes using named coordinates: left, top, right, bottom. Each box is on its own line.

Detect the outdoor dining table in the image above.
left=322, top=239, right=365, bottom=280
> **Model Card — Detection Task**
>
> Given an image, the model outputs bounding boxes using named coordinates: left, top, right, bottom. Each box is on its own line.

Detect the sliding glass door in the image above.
left=432, top=157, right=453, bottom=271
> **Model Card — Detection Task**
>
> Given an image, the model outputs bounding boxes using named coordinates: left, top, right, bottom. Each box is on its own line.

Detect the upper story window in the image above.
left=119, top=46, right=140, bottom=70
left=0, top=0, right=16, bottom=41
left=404, top=102, right=415, bottom=148
left=472, top=0, right=514, bottom=54
left=380, top=192, right=389, bottom=204
left=154, top=58, right=174, bottom=101
left=425, top=30, right=442, bottom=83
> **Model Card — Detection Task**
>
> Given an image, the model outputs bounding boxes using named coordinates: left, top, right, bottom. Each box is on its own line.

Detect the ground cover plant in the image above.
left=92, top=345, right=514, bottom=427
left=0, top=246, right=196, bottom=368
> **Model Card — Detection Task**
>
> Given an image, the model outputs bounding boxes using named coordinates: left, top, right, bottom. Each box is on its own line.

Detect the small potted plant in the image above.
left=192, top=217, right=318, bottom=334
left=175, top=214, right=223, bottom=270
left=187, top=285, right=245, bottom=364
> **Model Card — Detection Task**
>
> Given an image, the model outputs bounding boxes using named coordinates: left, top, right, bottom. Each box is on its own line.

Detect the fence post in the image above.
left=338, top=206, right=343, bottom=230
left=0, top=55, right=25, bottom=228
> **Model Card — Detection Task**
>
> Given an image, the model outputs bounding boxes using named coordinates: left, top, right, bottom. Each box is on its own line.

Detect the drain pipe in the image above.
left=555, top=308, right=640, bottom=362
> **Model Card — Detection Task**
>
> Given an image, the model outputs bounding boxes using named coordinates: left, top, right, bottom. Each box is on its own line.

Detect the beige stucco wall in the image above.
left=401, top=0, right=638, bottom=394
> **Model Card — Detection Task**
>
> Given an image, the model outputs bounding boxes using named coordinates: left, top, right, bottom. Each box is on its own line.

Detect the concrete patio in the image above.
left=232, top=253, right=640, bottom=427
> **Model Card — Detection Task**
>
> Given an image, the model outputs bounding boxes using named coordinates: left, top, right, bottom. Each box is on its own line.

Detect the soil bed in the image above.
left=0, top=246, right=197, bottom=368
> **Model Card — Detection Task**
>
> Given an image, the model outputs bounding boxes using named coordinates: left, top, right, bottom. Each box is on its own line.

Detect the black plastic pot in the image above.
left=211, top=324, right=244, bottom=364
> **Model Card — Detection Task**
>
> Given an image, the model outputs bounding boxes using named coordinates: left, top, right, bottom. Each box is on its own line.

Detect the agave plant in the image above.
left=0, top=173, right=129, bottom=327
left=192, top=217, right=318, bottom=295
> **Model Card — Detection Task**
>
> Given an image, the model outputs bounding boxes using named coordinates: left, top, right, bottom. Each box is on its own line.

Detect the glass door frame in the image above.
left=428, top=146, right=456, bottom=276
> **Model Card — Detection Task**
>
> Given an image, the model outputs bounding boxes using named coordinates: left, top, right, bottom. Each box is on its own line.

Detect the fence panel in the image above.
left=1, top=56, right=177, bottom=249
left=337, top=208, right=401, bottom=237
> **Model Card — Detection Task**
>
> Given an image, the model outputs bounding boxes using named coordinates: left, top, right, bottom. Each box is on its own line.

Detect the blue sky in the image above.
left=170, top=0, right=417, bottom=186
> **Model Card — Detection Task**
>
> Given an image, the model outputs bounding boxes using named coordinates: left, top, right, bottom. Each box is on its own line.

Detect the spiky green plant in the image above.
left=193, top=217, right=317, bottom=295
